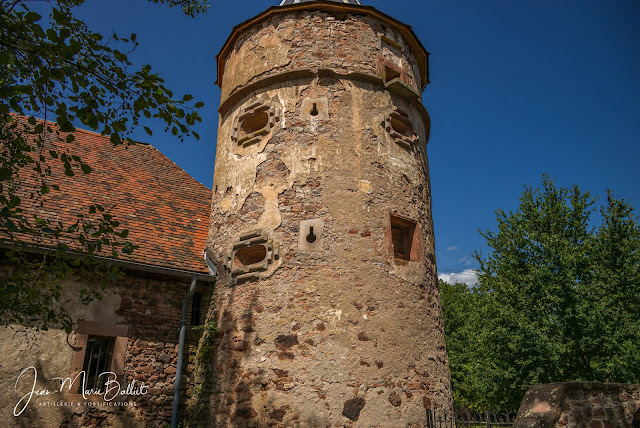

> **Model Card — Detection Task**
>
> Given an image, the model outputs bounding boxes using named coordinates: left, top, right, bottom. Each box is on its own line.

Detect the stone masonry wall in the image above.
left=0, top=272, right=207, bottom=428
left=220, top=10, right=422, bottom=103
left=198, top=6, right=453, bottom=428
left=514, top=382, right=640, bottom=428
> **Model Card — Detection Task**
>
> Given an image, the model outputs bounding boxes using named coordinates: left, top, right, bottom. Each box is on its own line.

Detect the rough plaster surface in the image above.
left=220, top=11, right=422, bottom=103
left=196, top=7, right=453, bottom=427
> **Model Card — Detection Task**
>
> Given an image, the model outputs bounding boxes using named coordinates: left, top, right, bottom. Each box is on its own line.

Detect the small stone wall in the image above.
left=514, top=382, right=640, bottom=428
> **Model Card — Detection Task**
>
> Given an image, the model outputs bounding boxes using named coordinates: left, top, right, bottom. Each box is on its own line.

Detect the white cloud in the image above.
left=457, top=256, right=475, bottom=267
left=438, top=269, right=478, bottom=287
left=446, top=246, right=458, bottom=252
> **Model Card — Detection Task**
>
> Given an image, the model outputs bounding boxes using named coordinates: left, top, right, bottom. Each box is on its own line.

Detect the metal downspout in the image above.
left=171, top=277, right=197, bottom=428
left=171, top=253, right=217, bottom=428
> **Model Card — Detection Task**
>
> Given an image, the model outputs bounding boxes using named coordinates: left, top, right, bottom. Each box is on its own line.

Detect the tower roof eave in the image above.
left=280, top=0, right=362, bottom=5
left=215, top=1, right=430, bottom=92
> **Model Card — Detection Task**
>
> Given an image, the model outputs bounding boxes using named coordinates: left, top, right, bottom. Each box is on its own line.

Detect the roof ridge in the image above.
left=14, top=114, right=210, bottom=192
left=11, top=113, right=146, bottom=142
left=138, top=144, right=211, bottom=192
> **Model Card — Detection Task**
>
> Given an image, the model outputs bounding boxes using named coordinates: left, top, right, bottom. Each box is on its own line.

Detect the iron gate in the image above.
left=426, top=408, right=518, bottom=428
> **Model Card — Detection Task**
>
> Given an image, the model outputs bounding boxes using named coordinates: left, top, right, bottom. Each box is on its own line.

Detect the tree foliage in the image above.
left=438, top=279, right=481, bottom=409
left=440, top=175, right=640, bottom=410
left=0, top=0, right=207, bottom=331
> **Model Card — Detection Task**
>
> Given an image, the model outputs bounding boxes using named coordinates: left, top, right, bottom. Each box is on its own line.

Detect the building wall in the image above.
left=0, top=273, right=208, bottom=428
left=199, top=7, right=452, bottom=427
left=514, top=382, right=640, bottom=428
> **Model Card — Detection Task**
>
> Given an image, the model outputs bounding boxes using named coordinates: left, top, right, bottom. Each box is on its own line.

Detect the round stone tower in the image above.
left=202, top=0, right=453, bottom=425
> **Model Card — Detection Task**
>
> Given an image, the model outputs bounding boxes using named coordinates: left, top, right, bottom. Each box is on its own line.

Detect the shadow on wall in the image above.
left=186, top=280, right=265, bottom=427
left=184, top=269, right=329, bottom=427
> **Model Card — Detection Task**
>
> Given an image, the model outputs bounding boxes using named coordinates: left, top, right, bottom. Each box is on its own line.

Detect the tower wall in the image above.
left=217, top=9, right=424, bottom=103
left=197, top=5, right=453, bottom=427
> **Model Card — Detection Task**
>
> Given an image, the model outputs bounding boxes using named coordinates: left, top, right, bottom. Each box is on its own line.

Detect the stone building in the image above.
left=192, top=0, right=454, bottom=426
left=0, top=118, right=215, bottom=427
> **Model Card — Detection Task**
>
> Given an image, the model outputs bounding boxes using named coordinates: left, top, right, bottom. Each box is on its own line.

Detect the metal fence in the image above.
left=426, top=408, right=518, bottom=428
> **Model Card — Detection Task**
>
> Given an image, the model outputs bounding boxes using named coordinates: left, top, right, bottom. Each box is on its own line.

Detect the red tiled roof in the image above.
left=3, top=116, right=211, bottom=275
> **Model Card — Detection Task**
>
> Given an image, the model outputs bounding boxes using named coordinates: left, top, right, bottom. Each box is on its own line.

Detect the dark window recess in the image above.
left=390, top=113, right=413, bottom=138
left=390, top=215, right=417, bottom=261
left=234, top=244, right=267, bottom=267
left=240, top=111, right=269, bottom=137
left=80, top=336, right=115, bottom=393
left=191, top=292, right=202, bottom=326
left=385, top=65, right=401, bottom=82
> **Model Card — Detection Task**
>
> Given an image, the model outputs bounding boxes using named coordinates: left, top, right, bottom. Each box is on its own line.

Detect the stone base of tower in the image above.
left=185, top=275, right=453, bottom=428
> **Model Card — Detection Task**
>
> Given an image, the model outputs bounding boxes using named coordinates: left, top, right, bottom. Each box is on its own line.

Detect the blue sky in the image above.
left=74, top=0, right=640, bottom=284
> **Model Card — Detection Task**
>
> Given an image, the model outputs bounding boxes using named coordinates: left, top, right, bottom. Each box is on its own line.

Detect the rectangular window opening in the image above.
left=385, top=65, right=401, bottom=83
left=191, top=292, right=202, bottom=326
left=390, top=215, right=417, bottom=261
left=80, top=336, right=115, bottom=393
